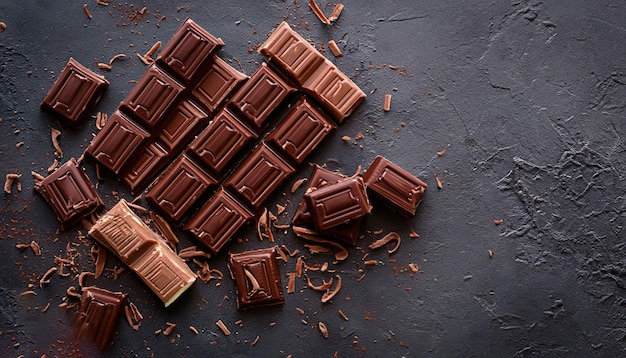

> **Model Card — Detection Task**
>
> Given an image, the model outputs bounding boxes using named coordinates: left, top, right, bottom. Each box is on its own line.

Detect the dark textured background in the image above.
left=1, top=1, right=624, bottom=356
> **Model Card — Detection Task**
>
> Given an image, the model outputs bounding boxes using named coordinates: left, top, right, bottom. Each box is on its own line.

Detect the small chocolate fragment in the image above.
left=86, top=110, right=150, bottom=174
left=227, top=247, right=284, bottom=310
left=145, top=154, right=218, bottom=222
left=192, top=57, right=247, bottom=112
left=362, top=155, right=427, bottom=216
left=184, top=188, right=253, bottom=255
left=156, top=18, right=225, bottom=83
left=265, top=97, right=335, bottom=164
left=41, top=57, right=109, bottom=127
left=36, top=158, right=103, bottom=228
left=120, top=142, right=168, bottom=194
left=224, top=143, right=296, bottom=209
left=89, top=200, right=196, bottom=307
left=305, top=176, right=371, bottom=230
left=75, top=287, right=127, bottom=350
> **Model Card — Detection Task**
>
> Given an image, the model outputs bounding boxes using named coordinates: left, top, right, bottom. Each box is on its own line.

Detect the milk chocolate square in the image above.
left=75, top=287, right=127, bottom=351
left=228, top=247, right=284, bottom=310
left=305, top=176, right=371, bottom=230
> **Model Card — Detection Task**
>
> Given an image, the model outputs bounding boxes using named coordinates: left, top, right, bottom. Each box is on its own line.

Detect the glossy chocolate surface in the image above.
left=89, top=200, right=196, bottom=307
left=184, top=188, right=253, bottom=255
left=227, top=247, right=284, bottom=310
left=362, top=155, right=427, bottom=216
left=158, top=100, right=209, bottom=152
left=192, top=57, right=247, bottom=112
left=38, top=158, right=103, bottom=228
left=41, top=57, right=109, bottom=127
left=305, top=176, right=371, bottom=230
left=75, top=287, right=128, bottom=351
left=120, top=142, right=169, bottom=195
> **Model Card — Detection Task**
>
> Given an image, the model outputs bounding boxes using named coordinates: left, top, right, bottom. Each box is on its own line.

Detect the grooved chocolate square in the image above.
left=41, top=57, right=109, bottom=127
left=120, top=65, right=184, bottom=128
left=156, top=18, right=224, bottom=83
left=187, top=108, right=256, bottom=175
left=305, top=176, right=371, bottom=230
left=158, top=100, right=209, bottom=152
left=192, top=57, right=247, bottom=112
left=265, top=97, right=335, bottom=164
left=184, top=188, right=253, bottom=255
left=87, top=110, right=150, bottom=174
left=37, top=158, right=103, bottom=228
left=145, top=154, right=217, bottom=222
left=224, top=143, right=295, bottom=208
left=120, top=142, right=169, bottom=195
left=227, top=247, right=284, bottom=310
left=75, top=287, right=127, bottom=351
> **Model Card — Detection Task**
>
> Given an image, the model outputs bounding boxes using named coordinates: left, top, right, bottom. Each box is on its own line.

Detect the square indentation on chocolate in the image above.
left=75, top=287, right=127, bottom=351
left=157, top=18, right=224, bottom=83
left=224, top=143, right=295, bottom=208
left=37, top=157, right=103, bottom=228
left=158, top=100, right=209, bottom=152
left=120, top=65, right=184, bottom=128
left=187, top=107, right=256, bottom=175
left=145, top=154, right=217, bottom=222
left=362, top=155, right=427, bottom=216
left=192, top=57, right=247, bottom=112
left=230, top=62, right=296, bottom=130
left=120, top=142, right=169, bottom=195
left=87, top=110, right=150, bottom=174
left=265, top=96, right=335, bottom=164
left=41, top=57, right=109, bottom=127
left=227, top=247, right=284, bottom=310
left=184, top=188, right=253, bottom=255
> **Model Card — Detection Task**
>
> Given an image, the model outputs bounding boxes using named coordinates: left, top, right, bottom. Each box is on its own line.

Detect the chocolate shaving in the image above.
left=66, top=286, right=81, bottom=298
left=97, top=53, right=126, bottom=70
left=309, top=0, right=330, bottom=25
left=31, top=171, right=45, bottom=190
left=383, top=94, right=392, bottom=112
left=163, top=322, right=176, bottom=336
left=4, top=173, right=20, bottom=194
left=293, top=226, right=349, bottom=261
left=51, top=128, right=63, bottom=157
left=338, top=309, right=349, bottom=321
left=291, top=178, right=307, bottom=193
left=42, top=302, right=51, bottom=313
left=321, top=275, right=342, bottom=303
left=328, top=40, right=342, bottom=57
left=328, top=4, right=344, bottom=22
left=124, top=302, right=143, bottom=330
left=368, top=232, right=401, bottom=254
left=150, top=211, right=179, bottom=250
left=296, top=256, right=304, bottom=277
left=94, top=247, right=107, bottom=278
left=287, top=272, right=296, bottom=293
left=244, top=267, right=262, bottom=297
left=30, top=240, right=41, bottom=256
left=47, top=158, right=59, bottom=173
left=83, top=3, right=93, bottom=19
left=434, top=173, right=444, bottom=189
left=437, top=144, right=449, bottom=157
left=78, top=271, right=94, bottom=288
left=306, top=275, right=333, bottom=291
left=20, top=290, right=36, bottom=297
left=276, top=246, right=288, bottom=262
left=145, top=41, right=162, bottom=58
left=409, top=228, right=420, bottom=238
left=39, top=267, right=57, bottom=288
left=178, top=246, right=211, bottom=260
left=318, top=321, right=329, bottom=338
left=216, top=319, right=230, bottom=336
left=0, top=22, right=6, bottom=33
left=251, top=335, right=260, bottom=346
left=189, top=325, right=199, bottom=335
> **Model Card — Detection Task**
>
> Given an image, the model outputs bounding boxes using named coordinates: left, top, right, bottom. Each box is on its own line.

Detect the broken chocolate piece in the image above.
left=75, top=286, right=127, bottom=351
left=228, top=247, right=284, bottom=310
left=305, top=176, right=371, bottom=230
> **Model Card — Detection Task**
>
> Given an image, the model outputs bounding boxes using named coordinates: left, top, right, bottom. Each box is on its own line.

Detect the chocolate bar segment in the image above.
left=145, top=154, right=218, bottom=222
left=227, top=247, right=284, bottom=310
left=158, top=100, right=209, bottom=152
left=224, top=143, right=296, bottom=209
left=156, top=18, right=224, bottom=83
left=192, top=57, right=247, bottom=112
left=120, top=142, right=169, bottom=195
left=86, top=110, right=150, bottom=174
left=305, top=176, right=371, bottom=230
left=184, top=188, right=253, bottom=255
left=75, top=287, right=127, bottom=351
left=89, top=200, right=196, bottom=307
left=362, top=155, right=427, bottom=216
left=265, top=97, right=335, bottom=164
left=36, top=158, right=103, bottom=228
left=41, top=57, right=109, bottom=128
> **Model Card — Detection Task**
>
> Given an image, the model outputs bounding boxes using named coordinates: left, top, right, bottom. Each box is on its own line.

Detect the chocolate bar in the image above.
left=75, top=287, right=127, bottom=350
left=41, top=57, right=109, bottom=128
left=305, top=176, right=371, bottom=230
left=35, top=158, right=103, bottom=228
left=89, top=200, right=196, bottom=307
left=362, top=155, right=427, bottom=216
left=227, top=247, right=284, bottom=310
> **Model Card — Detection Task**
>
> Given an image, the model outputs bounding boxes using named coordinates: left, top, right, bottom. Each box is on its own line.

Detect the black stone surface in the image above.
left=0, top=1, right=624, bottom=356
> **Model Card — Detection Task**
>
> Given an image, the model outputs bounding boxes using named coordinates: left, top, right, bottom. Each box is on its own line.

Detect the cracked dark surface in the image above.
left=0, top=0, right=624, bottom=356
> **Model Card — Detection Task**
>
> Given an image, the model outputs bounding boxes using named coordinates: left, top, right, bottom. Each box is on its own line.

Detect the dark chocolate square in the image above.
left=305, top=176, right=371, bottom=230
left=41, top=57, right=109, bottom=127
left=120, top=142, right=169, bottom=195
left=192, top=57, right=247, bottom=112
left=75, top=287, right=127, bottom=351
left=227, top=247, right=284, bottom=310
left=158, top=100, right=209, bottom=152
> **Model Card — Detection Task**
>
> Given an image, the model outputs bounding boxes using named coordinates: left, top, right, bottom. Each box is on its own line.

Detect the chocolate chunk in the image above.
left=224, top=142, right=296, bottom=209
left=362, top=155, right=427, bottom=216
left=305, top=176, right=371, bottom=230
left=184, top=188, right=253, bottom=255
left=145, top=154, right=218, bottom=222
left=120, top=142, right=168, bottom=195
left=86, top=110, right=150, bottom=174
left=75, top=287, right=127, bottom=351
left=89, top=200, right=196, bottom=307
left=158, top=100, right=209, bottom=152
left=230, top=62, right=296, bottom=131
left=192, top=57, right=247, bottom=112
left=187, top=107, right=256, bottom=175
left=156, top=18, right=225, bottom=83
left=41, top=57, right=109, bottom=128
left=265, top=96, right=335, bottom=164
left=36, top=158, right=103, bottom=228
left=120, top=65, right=184, bottom=128
left=227, top=247, right=284, bottom=310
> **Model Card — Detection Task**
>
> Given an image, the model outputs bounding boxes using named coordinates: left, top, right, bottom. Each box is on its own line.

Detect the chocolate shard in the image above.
left=227, top=247, right=284, bottom=310
left=362, top=155, right=427, bottom=216
left=184, top=188, right=254, bottom=255
left=157, top=17, right=225, bottom=83
left=74, top=287, right=127, bottom=350
left=265, top=96, right=336, bottom=164
left=192, top=57, right=248, bottom=113
left=75, top=287, right=128, bottom=351
left=305, top=176, right=371, bottom=231
left=41, top=57, right=109, bottom=128
left=89, top=200, right=196, bottom=307
left=36, top=158, right=103, bottom=228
